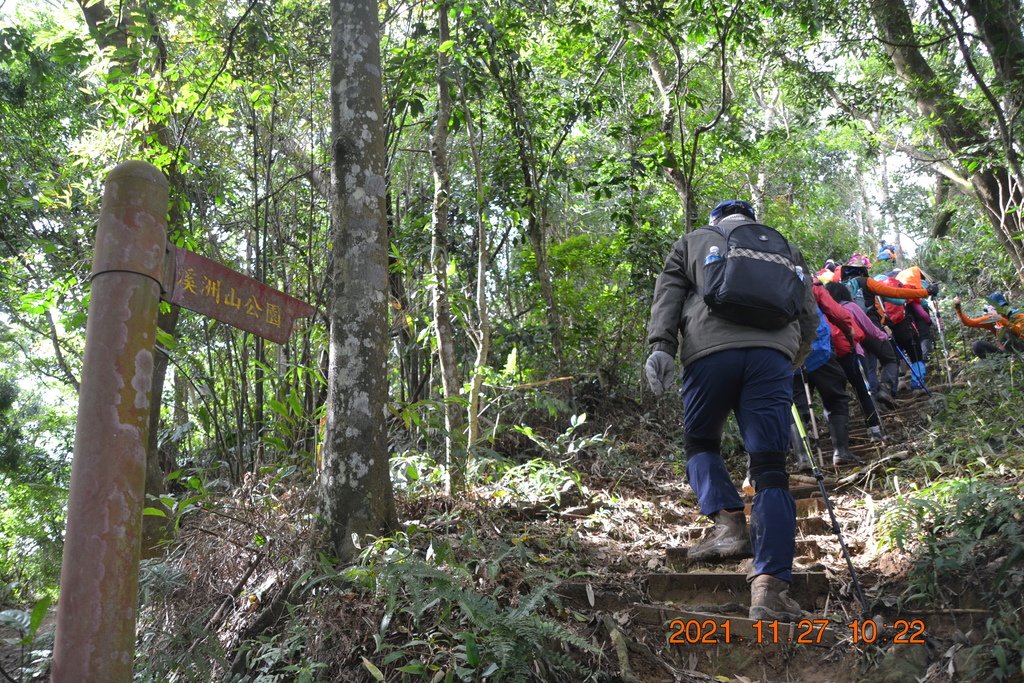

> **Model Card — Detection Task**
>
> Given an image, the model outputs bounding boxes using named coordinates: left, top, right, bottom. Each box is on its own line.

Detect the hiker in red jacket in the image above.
left=837, top=255, right=938, bottom=399
left=825, top=281, right=887, bottom=440
left=790, top=280, right=863, bottom=470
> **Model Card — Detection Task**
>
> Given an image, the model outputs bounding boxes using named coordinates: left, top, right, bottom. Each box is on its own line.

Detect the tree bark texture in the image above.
left=319, top=0, right=397, bottom=561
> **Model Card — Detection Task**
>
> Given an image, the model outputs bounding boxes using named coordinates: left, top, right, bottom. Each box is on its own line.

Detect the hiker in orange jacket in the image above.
left=897, top=266, right=936, bottom=360
left=837, top=255, right=938, bottom=396
left=953, top=292, right=1024, bottom=358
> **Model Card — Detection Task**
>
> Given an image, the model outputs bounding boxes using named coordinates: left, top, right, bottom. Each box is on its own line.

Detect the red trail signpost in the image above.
left=52, top=161, right=315, bottom=682
left=167, top=245, right=315, bottom=344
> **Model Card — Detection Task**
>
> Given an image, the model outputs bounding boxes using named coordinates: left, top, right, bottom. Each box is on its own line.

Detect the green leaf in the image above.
left=458, top=631, right=479, bottom=667
left=439, top=40, right=456, bottom=54
left=143, top=507, right=167, bottom=517
left=29, top=596, right=51, bottom=635
left=361, top=657, right=386, bottom=681
left=994, top=645, right=1007, bottom=670
left=21, top=597, right=52, bottom=644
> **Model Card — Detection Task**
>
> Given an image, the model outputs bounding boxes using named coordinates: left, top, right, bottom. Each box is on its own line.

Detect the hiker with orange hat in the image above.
left=897, top=266, right=935, bottom=359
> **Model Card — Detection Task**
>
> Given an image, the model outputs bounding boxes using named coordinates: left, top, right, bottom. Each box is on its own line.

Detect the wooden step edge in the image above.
left=745, top=497, right=824, bottom=517
left=647, top=571, right=830, bottom=603
left=554, top=582, right=644, bottom=612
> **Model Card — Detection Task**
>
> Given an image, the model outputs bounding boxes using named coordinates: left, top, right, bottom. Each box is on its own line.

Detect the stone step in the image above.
left=646, top=571, right=830, bottom=610
left=630, top=603, right=840, bottom=647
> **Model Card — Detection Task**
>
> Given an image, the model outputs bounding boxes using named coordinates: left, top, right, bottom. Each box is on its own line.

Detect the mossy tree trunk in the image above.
left=318, top=0, right=397, bottom=561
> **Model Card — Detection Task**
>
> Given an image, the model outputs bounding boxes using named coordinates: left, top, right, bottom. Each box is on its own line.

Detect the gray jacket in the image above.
left=646, top=214, right=819, bottom=366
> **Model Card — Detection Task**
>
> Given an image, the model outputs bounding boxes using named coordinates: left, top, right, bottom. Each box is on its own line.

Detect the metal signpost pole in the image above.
left=52, top=161, right=168, bottom=682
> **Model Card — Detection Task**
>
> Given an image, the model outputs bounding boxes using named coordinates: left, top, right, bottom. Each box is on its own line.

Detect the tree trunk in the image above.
left=457, top=65, right=491, bottom=451
left=492, top=54, right=566, bottom=371
left=871, top=0, right=1024, bottom=283
left=635, top=25, right=693, bottom=229
left=141, top=305, right=178, bottom=558
left=429, top=2, right=465, bottom=493
left=318, top=0, right=397, bottom=561
left=962, top=0, right=1024, bottom=113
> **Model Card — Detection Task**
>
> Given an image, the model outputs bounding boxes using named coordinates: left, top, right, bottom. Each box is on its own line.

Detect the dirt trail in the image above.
left=545, top=387, right=956, bottom=683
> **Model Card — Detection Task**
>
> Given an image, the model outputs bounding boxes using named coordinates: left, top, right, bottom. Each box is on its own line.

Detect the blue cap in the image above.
left=986, top=292, right=1009, bottom=308
left=710, top=200, right=755, bottom=223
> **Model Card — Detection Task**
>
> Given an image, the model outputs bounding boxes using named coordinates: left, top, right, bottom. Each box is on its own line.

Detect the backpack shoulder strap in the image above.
left=698, top=224, right=725, bottom=238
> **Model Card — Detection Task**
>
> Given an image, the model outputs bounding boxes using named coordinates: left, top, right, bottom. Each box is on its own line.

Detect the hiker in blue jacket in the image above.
left=645, top=200, right=819, bottom=622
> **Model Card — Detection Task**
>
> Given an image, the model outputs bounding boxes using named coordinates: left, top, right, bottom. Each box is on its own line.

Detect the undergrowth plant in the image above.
left=912, top=355, right=1024, bottom=476
left=0, top=596, right=52, bottom=681
left=877, top=478, right=1024, bottom=680
left=347, top=532, right=599, bottom=683
left=872, top=357, right=1024, bottom=680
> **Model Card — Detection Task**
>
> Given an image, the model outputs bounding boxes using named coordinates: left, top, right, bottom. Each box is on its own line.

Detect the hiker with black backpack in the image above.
left=645, top=199, right=819, bottom=622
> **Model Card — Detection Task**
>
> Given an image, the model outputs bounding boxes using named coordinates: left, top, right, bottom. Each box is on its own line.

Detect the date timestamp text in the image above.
left=667, top=618, right=926, bottom=645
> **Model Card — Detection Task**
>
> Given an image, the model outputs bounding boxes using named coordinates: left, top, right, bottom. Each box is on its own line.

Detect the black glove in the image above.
left=927, top=283, right=940, bottom=297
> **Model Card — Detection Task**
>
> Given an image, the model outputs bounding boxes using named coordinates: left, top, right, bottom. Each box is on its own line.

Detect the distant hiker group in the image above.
left=643, top=198, right=1022, bottom=626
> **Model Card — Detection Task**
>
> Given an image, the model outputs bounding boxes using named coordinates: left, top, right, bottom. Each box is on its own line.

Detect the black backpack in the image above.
left=700, top=222, right=805, bottom=330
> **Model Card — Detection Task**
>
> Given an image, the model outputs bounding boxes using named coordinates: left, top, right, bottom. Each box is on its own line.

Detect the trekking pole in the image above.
left=931, top=296, right=954, bottom=386
left=893, top=343, right=932, bottom=397
left=799, top=369, right=819, bottom=439
left=791, top=404, right=870, bottom=616
left=855, top=356, right=885, bottom=439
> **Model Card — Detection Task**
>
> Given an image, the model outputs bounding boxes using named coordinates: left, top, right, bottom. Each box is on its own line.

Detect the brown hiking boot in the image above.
left=687, top=509, right=752, bottom=562
left=748, top=574, right=803, bottom=622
